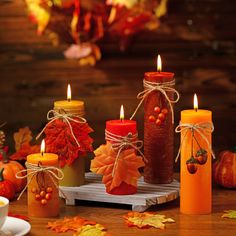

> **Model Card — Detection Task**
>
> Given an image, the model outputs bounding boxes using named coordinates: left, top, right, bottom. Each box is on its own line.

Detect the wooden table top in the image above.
left=8, top=176, right=236, bottom=236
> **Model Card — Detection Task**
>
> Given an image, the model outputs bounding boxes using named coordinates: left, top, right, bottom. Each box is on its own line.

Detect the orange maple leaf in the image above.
left=13, top=127, right=32, bottom=151
left=90, top=143, right=145, bottom=192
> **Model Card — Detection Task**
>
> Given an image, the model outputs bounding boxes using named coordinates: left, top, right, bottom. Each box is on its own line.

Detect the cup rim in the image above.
left=0, top=196, right=9, bottom=208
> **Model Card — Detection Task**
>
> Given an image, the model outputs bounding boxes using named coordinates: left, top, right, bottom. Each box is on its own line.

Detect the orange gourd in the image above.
left=0, top=168, right=16, bottom=200
left=213, top=148, right=236, bottom=188
left=0, top=150, right=26, bottom=192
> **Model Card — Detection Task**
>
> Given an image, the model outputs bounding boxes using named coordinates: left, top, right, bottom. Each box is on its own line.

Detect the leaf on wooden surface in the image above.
left=45, top=119, right=93, bottom=167
left=90, top=143, right=145, bottom=192
left=13, top=127, right=32, bottom=151
left=124, top=212, right=175, bottom=229
left=74, top=224, right=109, bottom=236
left=47, top=216, right=97, bottom=233
left=222, top=210, right=236, bottom=219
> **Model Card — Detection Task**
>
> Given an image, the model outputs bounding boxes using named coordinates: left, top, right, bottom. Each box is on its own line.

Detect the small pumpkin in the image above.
left=0, top=168, right=16, bottom=200
left=0, top=150, right=26, bottom=192
left=213, top=148, right=236, bottom=188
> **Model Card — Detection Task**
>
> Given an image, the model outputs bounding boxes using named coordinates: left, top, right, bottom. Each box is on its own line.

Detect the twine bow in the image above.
left=130, top=79, right=180, bottom=123
left=36, top=109, right=87, bottom=147
left=175, top=121, right=215, bottom=162
left=16, top=162, right=66, bottom=200
left=105, top=130, right=146, bottom=177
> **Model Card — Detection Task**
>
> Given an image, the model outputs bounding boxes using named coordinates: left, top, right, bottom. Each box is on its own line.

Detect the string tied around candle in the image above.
left=105, top=130, right=146, bottom=177
left=15, top=162, right=66, bottom=200
left=175, top=121, right=215, bottom=163
left=130, top=79, right=180, bottom=123
left=36, top=109, right=87, bottom=147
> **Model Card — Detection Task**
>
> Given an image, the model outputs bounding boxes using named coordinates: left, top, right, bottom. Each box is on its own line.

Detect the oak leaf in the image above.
left=13, top=127, right=32, bottom=151
left=124, top=212, right=175, bottom=229
left=222, top=210, right=236, bottom=219
left=90, top=143, right=145, bottom=192
left=47, top=216, right=96, bottom=233
left=74, top=224, right=109, bottom=236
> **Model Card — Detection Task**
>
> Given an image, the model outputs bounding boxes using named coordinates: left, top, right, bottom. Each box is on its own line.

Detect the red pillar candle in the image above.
left=105, top=105, right=137, bottom=195
left=143, top=55, right=175, bottom=184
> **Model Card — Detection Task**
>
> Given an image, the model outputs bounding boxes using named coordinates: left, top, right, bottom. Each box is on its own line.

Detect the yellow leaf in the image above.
left=13, top=127, right=32, bottom=151
left=155, top=0, right=168, bottom=18
left=74, top=224, right=108, bottom=236
left=222, top=210, right=236, bottom=219
left=124, top=212, right=175, bottom=229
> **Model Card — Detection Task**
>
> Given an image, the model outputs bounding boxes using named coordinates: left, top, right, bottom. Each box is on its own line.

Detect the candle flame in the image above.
left=194, top=93, right=198, bottom=111
left=67, top=84, right=71, bottom=102
left=157, top=54, right=162, bottom=72
left=120, top=105, right=124, bottom=121
left=41, top=139, right=45, bottom=156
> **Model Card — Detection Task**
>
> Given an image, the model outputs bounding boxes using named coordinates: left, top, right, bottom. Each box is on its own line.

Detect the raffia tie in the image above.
left=175, top=122, right=215, bottom=162
left=16, top=162, right=66, bottom=200
left=105, top=130, right=146, bottom=177
left=130, top=79, right=180, bottom=123
left=36, top=109, right=87, bottom=147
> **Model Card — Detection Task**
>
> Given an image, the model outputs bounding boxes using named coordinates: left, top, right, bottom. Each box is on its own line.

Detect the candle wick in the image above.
left=194, top=108, right=198, bottom=112
left=68, top=98, right=71, bottom=102
left=41, top=152, right=44, bottom=157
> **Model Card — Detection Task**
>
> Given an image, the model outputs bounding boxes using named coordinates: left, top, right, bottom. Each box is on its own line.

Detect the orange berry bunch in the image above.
left=31, top=186, right=53, bottom=206
left=148, top=106, right=168, bottom=126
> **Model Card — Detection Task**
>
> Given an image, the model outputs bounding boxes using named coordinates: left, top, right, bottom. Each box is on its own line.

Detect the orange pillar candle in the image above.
left=180, top=94, right=213, bottom=214
left=27, top=140, right=60, bottom=218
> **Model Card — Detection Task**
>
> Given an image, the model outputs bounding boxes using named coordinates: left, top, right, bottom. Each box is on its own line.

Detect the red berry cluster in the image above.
left=186, top=148, right=208, bottom=174
left=148, top=106, right=168, bottom=126
left=31, top=186, right=53, bottom=205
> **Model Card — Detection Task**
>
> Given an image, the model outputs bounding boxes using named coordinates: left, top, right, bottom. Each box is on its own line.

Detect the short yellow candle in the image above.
left=180, top=94, right=212, bottom=214
left=54, top=84, right=85, bottom=187
left=27, top=140, right=59, bottom=218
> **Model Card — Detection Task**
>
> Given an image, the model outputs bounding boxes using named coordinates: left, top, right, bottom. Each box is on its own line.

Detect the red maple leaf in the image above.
left=44, top=119, right=93, bottom=167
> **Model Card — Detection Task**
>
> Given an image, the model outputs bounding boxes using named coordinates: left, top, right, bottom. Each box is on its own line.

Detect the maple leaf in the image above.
left=13, top=127, right=32, bottom=151
left=90, top=143, right=145, bottom=192
left=45, top=118, right=93, bottom=167
left=74, top=224, right=109, bottom=236
left=124, top=212, right=175, bottom=229
left=10, top=143, right=40, bottom=161
left=222, top=210, right=236, bottom=219
left=47, top=216, right=97, bottom=233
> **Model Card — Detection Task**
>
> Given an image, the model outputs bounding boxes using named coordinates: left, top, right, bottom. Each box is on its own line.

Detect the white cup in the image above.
left=0, top=196, right=9, bottom=229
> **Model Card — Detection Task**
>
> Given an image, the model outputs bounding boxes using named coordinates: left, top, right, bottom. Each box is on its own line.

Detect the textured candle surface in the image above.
left=180, top=109, right=212, bottom=214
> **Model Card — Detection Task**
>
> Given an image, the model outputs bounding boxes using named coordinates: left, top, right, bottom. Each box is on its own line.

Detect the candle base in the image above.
left=106, top=182, right=137, bottom=195
left=60, top=157, right=85, bottom=187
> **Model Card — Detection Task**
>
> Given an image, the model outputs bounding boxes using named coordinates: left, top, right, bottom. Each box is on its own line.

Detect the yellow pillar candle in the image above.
left=54, top=84, right=85, bottom=187
left=27, top=140, right=59, bottom=218
left=180, top=94, right=213, bottom=214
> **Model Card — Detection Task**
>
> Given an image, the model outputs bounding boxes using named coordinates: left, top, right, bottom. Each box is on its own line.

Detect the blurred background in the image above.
left=0, top=0, right=235, bottom=167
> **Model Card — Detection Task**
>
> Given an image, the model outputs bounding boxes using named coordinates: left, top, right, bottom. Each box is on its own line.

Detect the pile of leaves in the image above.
left=24, top=0, right=168, bottom=65
left=90, top=142, right=145, bottom=193
left=124, top=211, right=175, bottom=229
left=47, top=216, right=110, bottom=235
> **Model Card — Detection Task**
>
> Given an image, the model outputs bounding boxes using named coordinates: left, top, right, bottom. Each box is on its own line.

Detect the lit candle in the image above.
left=27, top=140, right=59, bottom=217
left=106, top=105, right=137, bottom=194
left=180, top=94, right=212, bottom=214
left=53, top=84, right=85, bottom=187
left=143, top=55, right=175, bottom=184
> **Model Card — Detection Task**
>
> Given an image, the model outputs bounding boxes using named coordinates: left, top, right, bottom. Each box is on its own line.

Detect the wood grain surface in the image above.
left=8, top=173, right=236, bottom=236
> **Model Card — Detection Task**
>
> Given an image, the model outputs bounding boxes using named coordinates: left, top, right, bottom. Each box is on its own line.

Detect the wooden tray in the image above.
left=60, top=172, right=179, bottom=212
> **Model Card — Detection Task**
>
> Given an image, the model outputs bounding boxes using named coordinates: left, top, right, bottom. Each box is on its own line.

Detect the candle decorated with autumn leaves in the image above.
left=37, top=84, right=94, bottom=187
left=90, top=105, right=145, bottom=195
left=176, top=94, right=214, bottom=214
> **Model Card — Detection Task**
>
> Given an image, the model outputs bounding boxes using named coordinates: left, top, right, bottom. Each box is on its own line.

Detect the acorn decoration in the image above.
left=31, top=186, right=53, bottom=206
left=186, top=156, right=198, bottom=174
left=148, top=106, right=168, bottom=126
left=195, top=148, right=208, bottom=165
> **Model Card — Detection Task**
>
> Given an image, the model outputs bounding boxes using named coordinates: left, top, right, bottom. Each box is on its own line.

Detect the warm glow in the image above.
left=67, top=84, right=71, bottom=102
left=120, top=105, right=124, bottom=120
left=194, top=93, right=198, bottom=111
left=157, top=54, right=162, bottom=72
left=41, top=139, right=45, bottom=156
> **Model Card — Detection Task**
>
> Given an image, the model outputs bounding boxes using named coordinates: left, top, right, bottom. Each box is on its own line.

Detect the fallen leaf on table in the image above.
left=124, top=212, right=175, bottom=229
left=90, top=143, right=145, bottom=192
left=74, top=224, right=109, bottom=236
left=47, top=216, right=96, bottom=233
left=13, top=127, right=32, bottom=151
left=222, top=210, right=236, bottom=219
